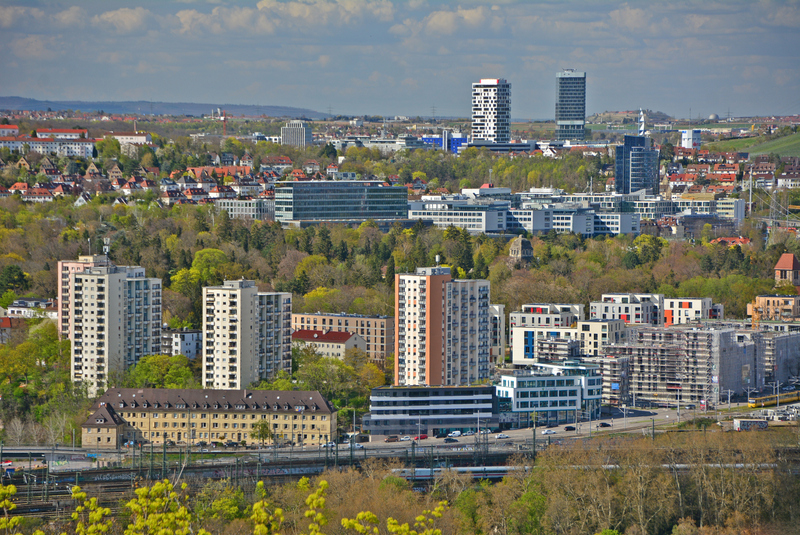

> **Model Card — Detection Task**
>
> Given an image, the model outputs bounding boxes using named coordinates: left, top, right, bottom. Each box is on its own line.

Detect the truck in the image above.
left=733, top=419, right=768, bottom=431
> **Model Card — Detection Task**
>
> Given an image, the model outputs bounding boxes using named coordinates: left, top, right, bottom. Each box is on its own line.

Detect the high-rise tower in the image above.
left=555, top=69, right=586, bottom=142
left=471, top=78, right=511, bottom=143
left=614, top=135, right=659, bottom=195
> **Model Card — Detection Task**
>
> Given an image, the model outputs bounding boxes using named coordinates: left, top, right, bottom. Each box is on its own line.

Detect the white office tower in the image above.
left=203, top=280, right=292, bottom=389
left=70, top=265, right=162, bottom=397
left=471, top=78, right=511, bottom=143
left=681, top=129, right=702, bottom=149
left=281, top=120, right=313, bottom=147
left=395, top=267, right=496, bottom=386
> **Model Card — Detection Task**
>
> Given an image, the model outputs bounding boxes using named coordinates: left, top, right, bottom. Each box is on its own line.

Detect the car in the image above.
left=200, top=449, right=209, bottom=453
left=564, top=426, right=576, bottom=431
left=480, top=429, right=491, bottom=434
left=447, top=431, right=461, bottom=437
left=443, top=437, right=458, bottom=443
left=399, top=436, right=412, bottom=441
left=414, top=434, right=428, bottom=440
left=197, top=441, right=208, bottom=447
left=434, top=432, right=448, bottom=439
left=599, top=422, right=612, bottom=428
left=322, top=442, right=337, bottom=448
left=384, top=435, right=399, bottom=443
left=542, top=429, right=556, bottom=435
left=496, top=433, right=509, bottom=439
left=463, top=431, right=475, bottom=436
left=345, top=442, right=364, bottom=449
left=224, top=441, right=238, bottom=448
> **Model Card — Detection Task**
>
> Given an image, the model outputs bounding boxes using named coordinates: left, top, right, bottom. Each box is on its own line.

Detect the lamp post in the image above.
left=721, top=389, right=734, bottom=412
left=768, top=381, right=783, bottom=409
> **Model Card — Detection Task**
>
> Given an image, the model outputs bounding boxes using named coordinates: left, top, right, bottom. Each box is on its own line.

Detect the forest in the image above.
left=3, top=428, right=799, bottom=535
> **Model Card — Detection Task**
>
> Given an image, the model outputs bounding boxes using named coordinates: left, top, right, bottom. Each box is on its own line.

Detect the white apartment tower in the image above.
left=58, top=255, right=113, bottom=338
left=395, top=267, right=497, bottom=387
left=69, top=265, right=162, bottom=397
left=202, top=280, right=292, bottom=389
left=471, top=78, right=511, bottom=143
left=280, top=120, right=313, bottom=148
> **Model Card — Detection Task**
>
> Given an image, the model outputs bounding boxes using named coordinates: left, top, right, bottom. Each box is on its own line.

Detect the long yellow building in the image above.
left=81, top=388, right=337, bottom=449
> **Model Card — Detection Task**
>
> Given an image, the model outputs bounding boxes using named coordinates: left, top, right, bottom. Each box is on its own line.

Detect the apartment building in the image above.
left=590, top=293, right=665, bottom=326
left=291, top=329, right=366, bottom=360
left=202, top=280, right=292, bottom=389
left=495, top=361, right=602, bottom=427
left=395, top=267, right=501, bottom=386
left=555, top=70, right=586, bottom=142
left=605, top=326, right=760, bottom=408
left=82, top=388, right=336, bottom=449
left=291, top=312, right=394, bottom=367
left=509, top=303, right=627, bottom=365
left=69, top=265, right=162, bottom=397
left=161, top=328, right=203, bottom=360
left=747, top=295, right=800, bottom=323
left=583, top=354, right=631, bottom=406
left=664, top=297, right=724, bottom=325
left=471, top=78, right=511, bottom=143
left=58, top=255, right=113, bottom=338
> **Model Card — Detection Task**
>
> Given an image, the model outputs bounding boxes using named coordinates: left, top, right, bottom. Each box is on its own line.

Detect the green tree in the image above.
left=124, top=354, right=197, bottom=389
left=0, top=265, right=29, bottom=293
left=252, top=420, right=273, bottom=447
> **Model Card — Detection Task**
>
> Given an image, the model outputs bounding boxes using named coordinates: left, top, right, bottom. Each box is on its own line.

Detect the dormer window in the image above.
left=96, top=418, right=105, bottom=424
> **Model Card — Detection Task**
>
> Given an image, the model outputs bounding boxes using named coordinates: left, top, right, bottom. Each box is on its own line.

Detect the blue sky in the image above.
left=2, top=0, right=799, bottom=119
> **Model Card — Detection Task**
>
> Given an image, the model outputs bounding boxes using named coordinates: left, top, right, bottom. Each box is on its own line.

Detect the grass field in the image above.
left=704, top=132, right=800, bottom=156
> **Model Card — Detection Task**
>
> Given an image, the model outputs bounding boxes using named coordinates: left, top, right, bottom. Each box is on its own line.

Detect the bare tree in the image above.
left=42, top=412, right=69, bottom=446
left=6, top=418, right=26, bottom=446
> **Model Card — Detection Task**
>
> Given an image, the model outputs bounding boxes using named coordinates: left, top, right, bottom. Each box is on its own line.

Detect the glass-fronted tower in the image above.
left=555, top=69, right=586, bottom=142
left=615, top=135, right=659, bottom=195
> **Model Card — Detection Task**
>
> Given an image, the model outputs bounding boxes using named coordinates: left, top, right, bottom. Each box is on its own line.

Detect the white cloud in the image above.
left=11, top=35, right=56, bottom=60
left=91, top=7, right=151, bottom=34
left=54, top=6, right=86, bottom=27
left=0, top=5, right=44, bottom=28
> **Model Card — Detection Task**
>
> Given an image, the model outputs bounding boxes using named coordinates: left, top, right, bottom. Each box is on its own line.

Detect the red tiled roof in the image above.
left=775, top=253, right=800, bottom=271
left=292, top=329, right=355, bottom=343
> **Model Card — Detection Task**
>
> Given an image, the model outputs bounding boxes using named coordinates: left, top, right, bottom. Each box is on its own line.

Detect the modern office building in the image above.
left=58, top=255, right=113, bottom=338
left=69, top=265, right=162, bottom=397
left=555, top=69, right=586, bottom=142
left=274, top=180, right=408, bottom=225
left=495, top=361, right=602, bottom=427
left=161, top=328, right=203, bottom=360
left=82, top=388, right=337, bottom=449
left=680, top=129, right=702, bottom=150
left=363, top=385, right=497, bottom=437
left=280, top=120, right=312, bottom=147
left=291, top=312, right=394, bottom=367
left=202, top=280, right=292, bottom=389
left=664, top=297, right=724, bottom=325
left=471, top=78, right=511, bottom=143
left=395, top=267, right=499, bottom=387
left=214, top=198, right=274, bottom=221
left=408, top=197, right=509, bottom=233
left=615, top=135, right=660, bottom=195
left=420, top=130, right=469, bottom=154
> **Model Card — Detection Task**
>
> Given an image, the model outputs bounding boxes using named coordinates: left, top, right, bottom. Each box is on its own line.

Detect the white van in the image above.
left=447, top=431, right=461, bottom=437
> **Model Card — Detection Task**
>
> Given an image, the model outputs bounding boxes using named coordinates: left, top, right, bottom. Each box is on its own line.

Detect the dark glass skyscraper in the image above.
left=615, top=135, right=660, bottom=195
left=555, top=70, right=586, bottom=142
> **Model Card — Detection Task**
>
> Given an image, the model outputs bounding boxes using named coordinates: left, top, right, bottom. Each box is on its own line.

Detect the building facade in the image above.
left=82, top=388, right=336, bottom=448
left=555, top=70, right=586, bottom=142
left=363, top=385, right=497, bottom=437
left=161, top=328, right=203, bottom=360
left=495, top=361, right=602, bottom=427
left=281, top=120, right=312, bottom=147
left=395, top=267, right=498, bottom=387
left=291, top=312, right=394, bottom=367
left=681, top=129, right=702, bottom=150
left=471, top=78, right=511, bottom=143
left=664, top=297, right=724, bottom=325
left=202, top=280, right=292, bottom=389
left=615, top=135, right=659, bottom=195
left=274, top=181, right=408, bottom=224
left=590, top=293, right=665, bottom=326
left=214, top=198, right=274, bottom=221
left=292, top=329, right=366, bottom=360
left=58, top=255, right=113, bottom=338
left=69, top=265, right=162, bottom=397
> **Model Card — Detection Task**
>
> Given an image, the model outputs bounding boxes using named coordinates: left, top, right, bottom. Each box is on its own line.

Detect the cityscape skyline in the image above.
left=2, top=0, right=799, bottom=120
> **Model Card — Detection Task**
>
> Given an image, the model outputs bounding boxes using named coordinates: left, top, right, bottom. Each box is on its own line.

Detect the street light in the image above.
left=768, top=381, right=784, bottom=409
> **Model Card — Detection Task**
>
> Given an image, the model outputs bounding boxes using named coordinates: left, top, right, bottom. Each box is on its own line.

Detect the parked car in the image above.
left=434, top=432, right=448, bottom=439
left=384, top=435, right=399, bottom=443
left=322, top=442, right=337, bottom=448
left=414, top=434, right=428, bottom=440
left=463, top=431, right=475, bottom=436
left=564, top=426, right=576, bottom=431
left=399, top=436, right=412, bottom=441
left=447, top=431, right=461, bottom=437
left=496, top=433, right=509, bottom=439
left=444, top=437, right=459, bottom=443
left=542, top=429, right=556, bottom=435
left=599, top=422, right=612, bottom=428
left=480, top=429, right=491, bottom=434
left=224, top=441, right=238, bottom=448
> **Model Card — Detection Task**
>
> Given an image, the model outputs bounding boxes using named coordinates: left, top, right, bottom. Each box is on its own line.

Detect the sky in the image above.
left=1, top=0, right=799, bottom=120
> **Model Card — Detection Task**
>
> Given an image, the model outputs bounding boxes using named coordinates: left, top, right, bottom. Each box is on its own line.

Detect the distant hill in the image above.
left=706, top=132, right=800, bottom=157
left=0, top=96, right=329, bottom=119
left=587, top=109, right=673, bottom=124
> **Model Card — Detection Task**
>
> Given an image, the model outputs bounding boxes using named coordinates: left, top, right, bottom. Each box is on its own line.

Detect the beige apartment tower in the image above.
left=69, top=265, right=161, bottom=397
left=203, top=280, right=292, bottom=389
left=58, top=255, right=112, bottom=338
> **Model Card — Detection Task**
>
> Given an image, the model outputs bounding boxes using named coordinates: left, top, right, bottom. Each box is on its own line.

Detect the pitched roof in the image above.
left=292, top=329, right=355, bottom=343
left=81, top=404, right=125, bottom=428
left=775, top=253, right=800, bottom=271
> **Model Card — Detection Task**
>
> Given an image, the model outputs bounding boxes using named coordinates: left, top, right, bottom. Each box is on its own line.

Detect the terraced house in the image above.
left=82, top=388, right=337, bottom=449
